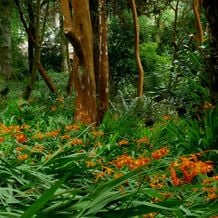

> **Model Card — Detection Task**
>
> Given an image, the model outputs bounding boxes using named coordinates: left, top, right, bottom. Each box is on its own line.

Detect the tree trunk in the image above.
left=193, top=0, right=204, bottom=44
left=0, top=0, right=12, bottom=81
left=15, top=0, right=58, bottom=99
left=37, top=63, right=57, bottom=94
left=202, top=0, right=218, bottom=104
left=61, top=0, right=97, bottom=124
left=59, top=13, right=70, bottom=73
left=130, top=0, right=144, bottom=97
left=98, top=0, right=109, bottom=122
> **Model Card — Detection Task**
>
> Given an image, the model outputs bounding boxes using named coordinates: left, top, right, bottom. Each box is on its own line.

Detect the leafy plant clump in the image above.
left=0, top=83, right=217, bottom=217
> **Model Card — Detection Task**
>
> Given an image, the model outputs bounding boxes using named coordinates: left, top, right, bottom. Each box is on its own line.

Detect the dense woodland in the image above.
left=0, top=0, right=217, bottom=217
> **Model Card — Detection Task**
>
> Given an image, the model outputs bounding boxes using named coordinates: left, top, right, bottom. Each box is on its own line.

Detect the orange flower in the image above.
left=114, top=172, right=124, bottom=179
left=71, top=138, right=83, bottom=145
left=15, top=146, right=26, bottom=151
left=179, top=157, right=213, bottom=183
left=32, top=132, right=44, bottom=140
left=170, top=154, right=214, bottom=186
left=203, top=101, right=215, bottom=110
left=151, top=147, right=169, bottom=160
left=170, top=163, right=180, bottom=186
left=95, top=171, right=105, bottom=182
left=16, top=134, right=27, bottom=144
left=136, top=136, right=150, bottom=145
left=50, top=106, right=57, bottom=111
left=45, top=130, right=60, bottom=137
left=91, top=130, right=104, bottom=138
left=0, top=137, right=4, bottom=143
left=31, top=145, right=45, bottom=153
left=61, top=134, right=71, bottom=140
left=86, top=160, right=96, bottom=168
left=118, top=139, right=129, bottom=146
left=112, top=155, right=150, bottom=170
left=102, top=166, right=114, bottom=175
left=162, top=115, right=171, bottom=121
left=132, top=157, right=150, bottom=169
left=113, top=154, right=134, bottom=169
left=17, top=154, right=29, bottom=161
left=20, top=123, right=30, bottom=130
left=65, top=124, right=80, bottom=132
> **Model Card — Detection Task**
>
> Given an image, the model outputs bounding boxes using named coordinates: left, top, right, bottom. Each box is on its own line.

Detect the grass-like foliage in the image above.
left=0, top=78, right=217, bottom=218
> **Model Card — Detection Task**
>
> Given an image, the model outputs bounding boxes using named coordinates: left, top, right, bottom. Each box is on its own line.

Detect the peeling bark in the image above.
left=60, top=0, right=97, bottom=124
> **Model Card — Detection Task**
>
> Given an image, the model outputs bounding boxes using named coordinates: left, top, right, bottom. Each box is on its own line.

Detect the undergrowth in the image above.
left=0, top=75, right=217, bottom=218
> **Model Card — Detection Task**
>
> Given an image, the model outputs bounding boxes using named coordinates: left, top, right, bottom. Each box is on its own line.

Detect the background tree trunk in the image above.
left=15, top=0, right=58, bottom=99
left=130, top=0, right=144, bottom=97
left=0, top=0, right=12, bottom=82
left=98, top=0, right=109, bottom=122
left=203, top=0, right=218, bottom=104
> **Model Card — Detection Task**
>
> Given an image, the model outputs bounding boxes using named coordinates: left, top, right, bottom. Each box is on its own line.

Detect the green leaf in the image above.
left=20, top=173, right=69, bottom=218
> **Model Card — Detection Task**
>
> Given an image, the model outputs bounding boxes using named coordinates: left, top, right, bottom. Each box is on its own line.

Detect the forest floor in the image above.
left=0, top=73, right=217, bottom=217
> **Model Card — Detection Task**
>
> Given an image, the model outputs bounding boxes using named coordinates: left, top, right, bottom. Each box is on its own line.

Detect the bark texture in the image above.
left=61, top=0, right=97, bottom=124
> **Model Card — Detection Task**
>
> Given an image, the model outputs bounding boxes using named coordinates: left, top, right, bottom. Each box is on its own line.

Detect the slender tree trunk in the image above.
left=130, top=0, right=144, bottom=97
left=37, top=63, right=57, bottom=93
left=27, top=1, right=35, bottom=76
left=202, top=0, right=218, bottom=104
left=60, top=13, right=70, bottom=73
left=193, top=0, right=204, bottom=44
left=167, top=0, right=180, bottom=91
left=98, top=0, right=109, bottom=122
left=0, top=0, right=12, bottom=81
left=24, top=0, right=41, bottom=99
left=61, top=0, right=97, bottom=124
left=15, top=0, right=58, bottom=99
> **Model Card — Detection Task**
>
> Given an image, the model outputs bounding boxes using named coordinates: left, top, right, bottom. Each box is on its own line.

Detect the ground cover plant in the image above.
left=0, top=1, right=218, bottom=217
left=0, top=76, right=217, bottom=218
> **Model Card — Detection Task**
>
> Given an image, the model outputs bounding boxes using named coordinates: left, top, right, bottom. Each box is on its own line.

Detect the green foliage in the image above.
left=11, top=8, right=29, bottom=80
left=41, top=30, right=61, bottom=72
left=108, top=12, right=135, bottom=83
left=0, top=88, right=217, bottom=217
left=140, top=42, right=171, bottom=92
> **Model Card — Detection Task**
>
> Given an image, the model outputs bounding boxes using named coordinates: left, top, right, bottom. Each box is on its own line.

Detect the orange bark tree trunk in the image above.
left=193, top=0, right=203, bottom=44
left=130, top=0, right=144, bottom=97
left=60, top=0, right=97, bottom=124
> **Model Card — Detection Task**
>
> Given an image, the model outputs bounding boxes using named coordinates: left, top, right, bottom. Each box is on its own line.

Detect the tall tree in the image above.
left=60, top=0, right=97, bottom=124
left=14, top=0, right=57, bottom=99
left=60, top=0, right=109, bottom=124
left=98, top=0, right=109, bottom=121
left=0, top=0, right=12, bottom=82
left=202, top=0, right=218, bottom=104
